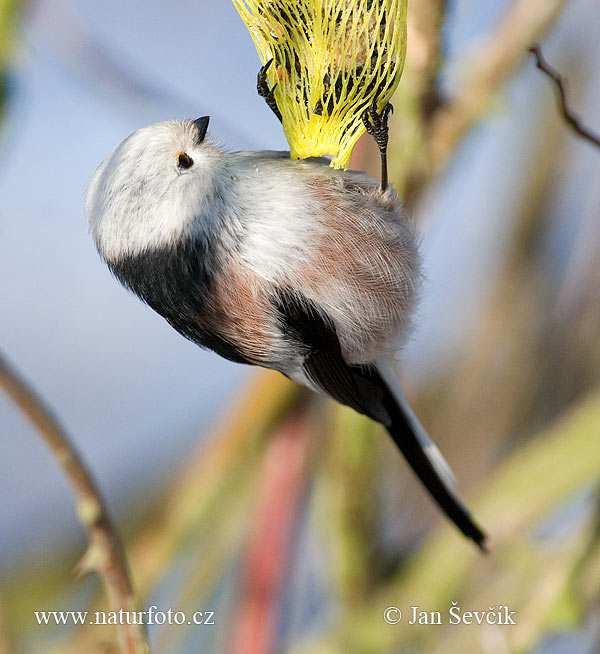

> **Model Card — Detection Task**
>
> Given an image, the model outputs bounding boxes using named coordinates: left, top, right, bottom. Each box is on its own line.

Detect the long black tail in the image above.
left=378, top=376, right=488, bottom=551
left=271, top=288, right=487, bottom=550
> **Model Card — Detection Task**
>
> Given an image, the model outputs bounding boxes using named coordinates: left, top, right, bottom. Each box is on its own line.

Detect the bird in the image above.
left=86, top=115, right=487, bottom=550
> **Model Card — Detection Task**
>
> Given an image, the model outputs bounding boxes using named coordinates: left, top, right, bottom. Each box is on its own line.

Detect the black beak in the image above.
left=193, top=116, right=210, bottom=143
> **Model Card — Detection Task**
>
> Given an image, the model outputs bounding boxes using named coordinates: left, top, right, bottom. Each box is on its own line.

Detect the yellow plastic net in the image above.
left=232, top=0, right=408, bottom=169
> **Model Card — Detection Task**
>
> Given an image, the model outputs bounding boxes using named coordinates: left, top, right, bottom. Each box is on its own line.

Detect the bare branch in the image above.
left=0, top=352, right=148, bottom=654
left=427, top=0, right=567, bottom=175
left=529, top=45, right=600, bottom=149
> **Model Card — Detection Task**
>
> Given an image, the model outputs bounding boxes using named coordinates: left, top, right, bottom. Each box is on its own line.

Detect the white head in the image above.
left=86, top=117, right=224, bottom=261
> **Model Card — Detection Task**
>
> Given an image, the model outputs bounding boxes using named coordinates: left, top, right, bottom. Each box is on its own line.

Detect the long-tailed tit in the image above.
left=86, top=115, right=487, bottom=550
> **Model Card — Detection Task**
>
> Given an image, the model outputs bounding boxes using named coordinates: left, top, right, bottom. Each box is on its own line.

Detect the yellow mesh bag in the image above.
left=232, top=0, right=408, bottom=169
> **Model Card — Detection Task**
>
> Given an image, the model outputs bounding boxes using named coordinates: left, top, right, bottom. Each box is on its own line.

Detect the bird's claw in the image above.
left=362, top=99, right=393, bottom=192
left=362, top=99, right=393, bottom=152
left=257, top=58, right=282, bottom=123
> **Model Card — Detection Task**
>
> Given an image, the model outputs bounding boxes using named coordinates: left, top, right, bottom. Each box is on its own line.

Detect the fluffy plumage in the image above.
left=88, top=121, right=418, bottom=368
left=86, top=119, right=486, bottom=549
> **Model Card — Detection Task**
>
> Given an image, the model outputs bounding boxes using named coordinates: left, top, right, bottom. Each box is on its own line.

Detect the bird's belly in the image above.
left=298, top=235, right=419, bottom=364
left=238, top=169, right=421, bottom=364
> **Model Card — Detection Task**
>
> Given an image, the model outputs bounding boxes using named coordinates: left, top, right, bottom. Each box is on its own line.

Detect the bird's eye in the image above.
left=177, top=152, right=194, bottom=169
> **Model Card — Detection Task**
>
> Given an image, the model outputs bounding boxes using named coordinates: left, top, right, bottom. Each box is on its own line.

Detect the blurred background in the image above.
left=1, top=1, right=599, bottom=652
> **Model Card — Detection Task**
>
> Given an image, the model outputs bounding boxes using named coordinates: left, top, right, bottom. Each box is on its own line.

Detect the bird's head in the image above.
left=86, top=116, right=222, bottom=262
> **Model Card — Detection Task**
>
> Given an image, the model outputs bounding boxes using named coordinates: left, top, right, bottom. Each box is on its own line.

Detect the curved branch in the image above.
left=0, top=352, right=148, bottom=654
left=529, top=45, right=600, bottom=148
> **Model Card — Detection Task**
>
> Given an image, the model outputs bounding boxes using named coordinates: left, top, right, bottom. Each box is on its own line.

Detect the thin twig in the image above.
left=0, top=352, right=148, bottom=654
left=529, top=45, right=600, bottom=148
left=60, top=371, right=302, bottom=654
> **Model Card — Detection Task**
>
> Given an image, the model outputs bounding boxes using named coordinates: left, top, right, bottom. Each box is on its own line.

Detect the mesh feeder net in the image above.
left=233, top=0, right=408, bottom=169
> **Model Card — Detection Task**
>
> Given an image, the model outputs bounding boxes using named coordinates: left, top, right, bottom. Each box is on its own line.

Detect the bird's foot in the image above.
left=362, top=100, right=393, bottom=191
left=257, top=59, right=282, bottom=123
left=362, top=100, right=393, bottom=152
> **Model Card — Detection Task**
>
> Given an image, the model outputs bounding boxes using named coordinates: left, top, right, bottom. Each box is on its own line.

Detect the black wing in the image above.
left=273, top=288, right=487, bottom=551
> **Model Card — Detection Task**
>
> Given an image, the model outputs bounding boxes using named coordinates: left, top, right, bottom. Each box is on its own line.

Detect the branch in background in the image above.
left=385, top=0, right=447, bottom=201
left=529, top=45, right=600, bottom=149
left=427, top=0, right=567, bottom=177
left=0, top=352, right=148, bottom=654
left=230, top=407, right=315, bottom=654
left=60, top=371, right=302, bottom=654
left=136, top=373, right=301, bottom=592
left=293, top=392, right=600, bottom=654
left=319, top=407, right=381, bottom=604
